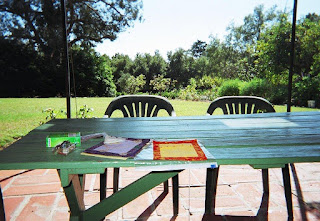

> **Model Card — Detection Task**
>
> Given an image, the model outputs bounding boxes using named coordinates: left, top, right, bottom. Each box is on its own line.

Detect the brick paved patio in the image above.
left=1, top=163, right=320, bottom=220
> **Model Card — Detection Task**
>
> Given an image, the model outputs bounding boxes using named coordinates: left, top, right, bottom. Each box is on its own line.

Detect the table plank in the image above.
left=0, top=111, right=319, bottom=170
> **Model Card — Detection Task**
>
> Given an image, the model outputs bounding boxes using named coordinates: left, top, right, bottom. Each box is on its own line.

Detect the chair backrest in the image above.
left=104, top=95, right=176, bottom=118
left=207, top=96, right=275, bottom=115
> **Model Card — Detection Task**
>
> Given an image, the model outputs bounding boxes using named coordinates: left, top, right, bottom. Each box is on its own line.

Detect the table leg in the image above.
left=205, top=167, right=219, bottom=214
left=61, top=174, right=86, bottom=220
left=282, top=164, right=293, bottom=220
left=0, top=185, right=5, bottom=221
left=172, top=174, right=179, bottom=215
left=100, top=169, right=107, bottom=201
left=262, top=169, right=269, bottom=193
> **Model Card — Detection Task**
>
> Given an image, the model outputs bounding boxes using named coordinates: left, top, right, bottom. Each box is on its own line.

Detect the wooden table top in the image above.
left=1, top=111, right=319, bottom=170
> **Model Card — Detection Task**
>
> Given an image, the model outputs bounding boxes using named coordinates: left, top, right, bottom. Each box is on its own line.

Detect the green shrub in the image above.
left=160, top=90, right=179, bottom=99
left=178, top=78, right=200, bottom=100
left=197, top=75, right=223, bottom=90
left=117, top=73, right=146, bottom=94
left=240, top=78, right=270, bottom=98
left=269, top=84, right=288, bottom=105
left=218, top=79, right=244, bottom=96
left=293, top=76, right=320, bottom=107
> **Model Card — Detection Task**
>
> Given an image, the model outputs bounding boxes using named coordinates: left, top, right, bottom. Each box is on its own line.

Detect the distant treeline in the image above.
left=1, top=5, right=319, bottom=107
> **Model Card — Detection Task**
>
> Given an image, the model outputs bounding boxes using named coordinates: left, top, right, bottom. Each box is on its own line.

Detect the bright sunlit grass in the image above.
left=0, top=97, right=318, bottom=148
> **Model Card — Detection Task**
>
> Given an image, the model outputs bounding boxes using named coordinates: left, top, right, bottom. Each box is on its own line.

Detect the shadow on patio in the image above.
left=1, top=163, right=320, bottom=221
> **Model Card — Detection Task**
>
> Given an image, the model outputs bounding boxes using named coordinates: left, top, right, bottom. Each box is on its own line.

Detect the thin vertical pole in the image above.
left=287, top=0, right=298, bottom=113
left=61, top=0, right=71, bottom=118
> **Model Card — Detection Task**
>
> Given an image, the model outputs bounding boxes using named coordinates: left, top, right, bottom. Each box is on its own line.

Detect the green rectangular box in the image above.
left=46, top=132, right=81, bottom=147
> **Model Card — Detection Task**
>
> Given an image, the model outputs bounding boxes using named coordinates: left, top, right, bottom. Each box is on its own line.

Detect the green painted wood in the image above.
left=60, top=174, right=83, bottom=220
left=1, top=111, right=320, bottom=220
left=82, top=170, right=180, bottom=220
left=0, top=112, right=320, bottom=171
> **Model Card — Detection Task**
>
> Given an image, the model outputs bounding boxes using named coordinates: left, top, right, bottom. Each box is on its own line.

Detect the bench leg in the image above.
left=205, top=167, right=219, bottom=214
left=282, top=164, right=293, bottom=220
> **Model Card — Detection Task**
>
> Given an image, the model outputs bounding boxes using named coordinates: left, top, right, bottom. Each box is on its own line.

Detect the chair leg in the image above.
left=205, top=166, right=219, bottom=214
left=113, top=168, right=120, bottom=193
left=262, top=169, right=269, bottom=193
left=0, top=185, right=6, bottom=221
left=282, top=164, right=293, bottom=220
left=100, top=169, right=107, bottom=201
left=172, top=175, right=179, bottom=216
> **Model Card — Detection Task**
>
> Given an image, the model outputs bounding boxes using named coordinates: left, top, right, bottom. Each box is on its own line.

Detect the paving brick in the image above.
left=233, top=183, right=263, bottom=208
left=12, top=173, right=60, bottom=185
left=180, top=198, right=205, bottom=213
left=179, top=187, right=206, bottom=198
left=52, top=210, right=70, bottom=221
left=122, top=192, right=153, bottom=219
left=216, top=184, right=236, bottom=196
left=215, top=195, right=246, bottom=208
left=16, top=194, right=57, bottom=221
left=178, top=170, right=203, bottom=186
left=3, top=183, right=62, bottom=196
left=3, top=196, right=25, bottom=220
left=84, top=174, right=95, bottom=191
left=189, top=169, right=207, bottom=185
left=0, top=170, right=26, bottom=178
left=84, top=191, right=100, bottom=208
left=0, top=177, right=13, bottom=190
left=57, top=194, right=68, bottom=208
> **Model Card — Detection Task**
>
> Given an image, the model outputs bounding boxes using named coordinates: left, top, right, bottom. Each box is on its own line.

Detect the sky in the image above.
left=95, top=0, right=320, bottom=59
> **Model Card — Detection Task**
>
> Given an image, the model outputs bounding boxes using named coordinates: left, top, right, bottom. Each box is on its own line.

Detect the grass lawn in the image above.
left=0, top=97, right=318, bottom=149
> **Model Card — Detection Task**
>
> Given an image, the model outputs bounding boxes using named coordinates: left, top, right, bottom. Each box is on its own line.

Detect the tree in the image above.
left=0, top=0, right=143, bottom=56
left=148, top=51, right=167, bottom=89
left=255, top=13, right=320, bottom=105
left=70, top=46, right=116, bottom=97
left=225, top=5, right=278, bottom=79
left=0, top=0, right=142, bottom=97
left=167, top=48, right=191, bottom=87
left=109, top=53, right=133, bottom=91
left=190, top=40, right=207, bottom=58
left=0, top=37, right=44, bottom=97
left=205, top=36, right=243, bottom=79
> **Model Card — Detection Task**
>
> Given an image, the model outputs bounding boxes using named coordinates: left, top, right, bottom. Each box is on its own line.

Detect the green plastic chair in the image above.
left=102, top=95, right=179, bottom=215
left=206, top=96, right=293, bottom=218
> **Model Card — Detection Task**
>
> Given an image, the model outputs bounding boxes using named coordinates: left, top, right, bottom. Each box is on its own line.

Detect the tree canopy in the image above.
left=0, top=0, right=143, bottom=57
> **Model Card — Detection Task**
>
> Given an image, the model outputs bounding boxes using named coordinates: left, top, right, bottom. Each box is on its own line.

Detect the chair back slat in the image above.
left=207, top=96, right=275, bottom=115
left=105, top=95, right=175, bottom=118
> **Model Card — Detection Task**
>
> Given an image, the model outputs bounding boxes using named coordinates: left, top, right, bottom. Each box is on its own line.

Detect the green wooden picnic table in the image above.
left=1, top=111, right=320, bottom=220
